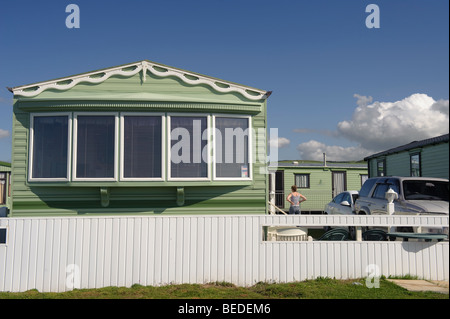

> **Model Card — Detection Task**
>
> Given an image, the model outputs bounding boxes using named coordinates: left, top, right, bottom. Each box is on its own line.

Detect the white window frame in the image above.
left=167, top=113, right=211, bottom=181
left=72, top=112, right=119, bottom=182
left=28, top=112, right=72, bottom=182
left=212, top=114, right=253, bottom=181
left=120, top=112, right=165, bottom=181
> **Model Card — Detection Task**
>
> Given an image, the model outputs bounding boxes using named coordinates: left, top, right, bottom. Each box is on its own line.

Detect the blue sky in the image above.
left=0, top=0, right=448, bottom=163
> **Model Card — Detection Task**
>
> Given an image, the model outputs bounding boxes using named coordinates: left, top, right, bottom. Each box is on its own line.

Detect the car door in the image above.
left=370, top=183, right=389, bottom=215
left=338, top=192, right=353, bottom=215
left=328, top=193, right=344, bottom=215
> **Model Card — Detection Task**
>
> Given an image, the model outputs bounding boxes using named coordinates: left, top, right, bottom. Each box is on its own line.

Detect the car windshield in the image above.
left=403, top=180, right=449, bottom=201
left=333, top=193, right=344, bottom=203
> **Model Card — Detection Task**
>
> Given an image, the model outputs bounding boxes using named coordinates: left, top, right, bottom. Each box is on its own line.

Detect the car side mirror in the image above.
left=340, top=201, right=351, bottom=207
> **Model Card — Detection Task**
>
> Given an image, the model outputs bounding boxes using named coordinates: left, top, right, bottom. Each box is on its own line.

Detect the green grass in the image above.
left=0, top=278, right=447, bottom=299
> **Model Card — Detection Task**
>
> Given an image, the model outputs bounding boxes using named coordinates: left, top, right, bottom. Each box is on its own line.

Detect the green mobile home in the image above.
left=7, top=60, right=271, bottom=217
left=365, top=134, right=449, bottom=179
left=0, top=161, right=11, bottom=214
left=269, top=159, right=368, bottom=213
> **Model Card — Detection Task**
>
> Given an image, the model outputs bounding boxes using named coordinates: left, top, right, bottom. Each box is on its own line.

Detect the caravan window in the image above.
left=122, top=115, right=163, bottom=180
left=29, top=114, right=71, bottom=181
left=74, top=114, right=117, bottom=180
left=169, top=115, right=209, bottom=179
left=214, top=116, right=251, bottom=179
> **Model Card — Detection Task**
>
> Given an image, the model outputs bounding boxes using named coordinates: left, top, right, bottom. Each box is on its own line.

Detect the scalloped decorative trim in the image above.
left=12, top=61, right=269, bottom=101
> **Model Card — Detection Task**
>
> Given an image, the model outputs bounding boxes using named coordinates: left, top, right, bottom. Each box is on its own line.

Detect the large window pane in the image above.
left=32, top=116, right=69, bottom=179
left=377, top=160, right=386, bottom=177
left=215, top=117, right=250, bottom=178
left=76, top=115, right=115, bottom=179
left=170, top=116, right=208, bottom=178
left=403, top=180, right=449, bottom=201
left=410, top=153, right=421, bottom=177
left=123, top=116, right=162, bottom=178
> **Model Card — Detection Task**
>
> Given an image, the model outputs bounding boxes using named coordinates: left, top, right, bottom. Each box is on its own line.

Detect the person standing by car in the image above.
left=287, top=185, right=307, bottom=214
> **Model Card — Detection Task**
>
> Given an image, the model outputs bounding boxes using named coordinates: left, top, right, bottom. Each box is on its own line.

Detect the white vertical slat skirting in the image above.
left=0, top=215, right=448, bottom=292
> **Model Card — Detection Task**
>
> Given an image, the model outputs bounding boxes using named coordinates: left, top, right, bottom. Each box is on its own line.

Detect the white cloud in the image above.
left=296, top=93, right=449, bottom=161
left=0, top=129, right=9, bottom=139
left=268, top=137, right=290, bottom=149
left=431, top=99, right=449, bottom=117
left=337, top=93, right=449, bottom=151
left=353, top=94, right=373, bottom=108
left=296, top=140, right=371, bottom=161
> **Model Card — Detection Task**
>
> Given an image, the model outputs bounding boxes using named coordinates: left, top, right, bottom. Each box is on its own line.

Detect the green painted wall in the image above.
left=275, top=165, right=367, bottom=212
left=11, top=69, right=269, bottom=216
left=421, top=143, right=449, bottom=179
left=368, top=142, right=449, bottom=179
left=387, top=153, right=410, bottom=176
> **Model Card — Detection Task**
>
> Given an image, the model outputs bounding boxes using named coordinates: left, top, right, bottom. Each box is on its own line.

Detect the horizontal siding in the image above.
left=421, top=143, right=449, bottom=179
left=386, top=153, right=410, bottom=176
left=12, top=109, right=30, bottom=200
left=1, top=215, right=448, bottom=292
left=347, top=170, right=366, bottom=190
left=280, top=168, right=367, bottom=211
left=368, top=159, right=377, bottom=177
left=368, top=142, right=449, bottom=179
left=11, top=79, right=268, bottom=216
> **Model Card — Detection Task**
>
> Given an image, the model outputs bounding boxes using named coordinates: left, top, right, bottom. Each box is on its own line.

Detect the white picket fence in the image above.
left=0, top=214, right=448, bottom=292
